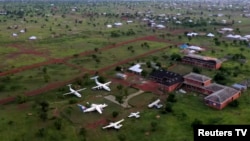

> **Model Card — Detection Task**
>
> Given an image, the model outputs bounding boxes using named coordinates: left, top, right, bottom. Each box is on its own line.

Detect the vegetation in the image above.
left=1, top=1, right=250, bottom=141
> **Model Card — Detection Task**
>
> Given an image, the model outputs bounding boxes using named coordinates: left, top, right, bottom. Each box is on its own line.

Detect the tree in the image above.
left=39, top=101, right=49, bottom=112
left=153, top=56, right=158, bottom=62
left=54, top=118, right=63, bottom=130
left=167, top=93, right=177, bottom=103
left=213, top=72, right=227, bottom=84
left=117, top=84, right=123, bottom=90
left=42, top=67, right=47, bottom=74
left=115, top=66, right=122, bottom=71
left=191, top=118, right=203, bottom=128
left=97, top=76, right=105, bottom=83
left=112, top=111, right=119, bottom=118
left=124, top=88, right=128, bottom=98
left=117, top=134, right=126, bottom=141
left=165, top=102, right=173, bottom=113
left=150, top=121, right=158, bottom=132
left=16, top=95, right=27, bottom=104
left=229, top=100, right=239, bottom=108
left=94, top=48, right=99, bottom=52
left=141, top=70, right=148, bottom=77
left=193, top=67, right=202, bottom=74
left=79, top=127, right=87, bottom=136
left=170, top=53, right=181, bottom=61
left=43, top=74, right=50, bottom=82
left=115, top=95, right=123, bottom=104
left=36, top=128, right=46, bottom=137
left=39, top=112, right=48, bottom=121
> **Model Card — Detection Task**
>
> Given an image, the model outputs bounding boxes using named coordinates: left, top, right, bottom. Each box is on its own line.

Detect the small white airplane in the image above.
left=90, top=76, right=112, bottom=91
left=77, top=103, right=108, bottom=114
left=63, top=84, right=86, bottom=98
left=128, top=112, right=140, bottom=118
left=102, top=119, right=125, bottom=130
left=148, top=99, right=163, bottom=109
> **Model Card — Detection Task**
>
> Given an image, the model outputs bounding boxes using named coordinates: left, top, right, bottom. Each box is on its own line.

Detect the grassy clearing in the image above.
left=69, top=41, right=169, bottom=70
left=3, top=54, right=47, bottom=70
left=0, top=64, right=80, bottom=98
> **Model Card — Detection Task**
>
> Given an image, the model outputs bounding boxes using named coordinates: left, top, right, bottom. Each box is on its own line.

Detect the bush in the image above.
left=229, top=100, right=239, bottom=108
left=112, top=111, right=119, bottom=118
left=16, top=95, right=27, bottom=104
left=69, top=99, right=78, bottom=104
left=167, top=93, right=177, bottom=103
left=191, top=118, right=203, bottom=128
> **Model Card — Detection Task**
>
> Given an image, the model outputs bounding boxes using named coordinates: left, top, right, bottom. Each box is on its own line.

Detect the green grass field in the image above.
left=1, top=1, right=250, bottom=141
left=69, top=41, right=169, bottom=70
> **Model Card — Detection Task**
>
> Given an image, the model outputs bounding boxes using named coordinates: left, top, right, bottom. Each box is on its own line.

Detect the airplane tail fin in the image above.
left=77, top=104, right=86, bottom=112
left=90, top=76, right=99, bottom=80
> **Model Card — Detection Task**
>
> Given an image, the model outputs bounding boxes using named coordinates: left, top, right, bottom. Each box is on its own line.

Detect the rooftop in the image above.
left=204, top=87, right=240, bottom=104
left=183, top=54, right=222, bottom=64
left=184, top=72, right=212, bottom=83
left=205, top=83, right=225, bottom=92
left=128, top=64, right=143, bottom=73
left=150, top=69, right=183, bottom=86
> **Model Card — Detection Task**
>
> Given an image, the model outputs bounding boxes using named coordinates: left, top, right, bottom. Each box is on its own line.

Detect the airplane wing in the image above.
left=76, top=88, right=87, bottom=92
left=63, top=91, right=74, bottom=95
left=128, top=114, right=133, bottom=117
left=104, top=81, right=112, bottom=86
left=115, top=119, right=124, bottom=125
left=95, top=106, right=103, bottom=114
left=102, top=124, right=113, bottom=129
left=92, top=85, right=102, bottom=89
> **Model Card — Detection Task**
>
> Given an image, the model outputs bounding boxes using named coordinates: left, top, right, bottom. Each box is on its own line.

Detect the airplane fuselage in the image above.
left=69, top=88, right=81, bottom=97
left=93, top=78, right=111, bottom=91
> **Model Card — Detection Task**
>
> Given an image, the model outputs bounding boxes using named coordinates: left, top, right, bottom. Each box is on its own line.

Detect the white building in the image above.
left=116, top=73, right=127, bottom=80
left=221, top=27, right=233, bottom=32
left=113, top=22, right=123, bottom=26
left=20, top=29, right=25, bottom=33
left=187, top=46, right=204, bottom=51
left=128, top=64, right=143, bottom=74
left=126, top=20, right=133, bottom=23
left=12, top=33, right=18, bottom=37
left=29, top=36, right=37, bottom=40
left=155, top=24, right=166, bottom=29
left=187, top=32, right=198, bottom=37
left=106, top=24, right=112, bottom=28
left=207, top=33, right=215, bottom=37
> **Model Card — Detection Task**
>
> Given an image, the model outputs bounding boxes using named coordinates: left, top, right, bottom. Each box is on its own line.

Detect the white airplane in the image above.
left=77, top=103, right=108, bottom=114
left=90, top=76, right=112, bottom=91
left=63, top=84, right=86, bottom=98
left=128, top=112, right=140, bottom=118
left=148, top=99, right=163, bottom=109
left=102, top=119, right=125, bottom=130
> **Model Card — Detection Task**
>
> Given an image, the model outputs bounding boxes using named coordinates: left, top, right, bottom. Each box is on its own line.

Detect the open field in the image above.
left=0, top=64, right=80, bottom=98
left=1, top=1, right=250, bottom=141
left=69, top=41, right=169, bottom=70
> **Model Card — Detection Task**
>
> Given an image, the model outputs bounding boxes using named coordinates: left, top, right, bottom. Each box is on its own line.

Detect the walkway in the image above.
left=104, top=90, right=144, bottom=108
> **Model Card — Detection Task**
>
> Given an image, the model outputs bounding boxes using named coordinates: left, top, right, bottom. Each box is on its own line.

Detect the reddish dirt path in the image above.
left=0, top=35, right=171, bottom=105
left=0, top=36, right=154, bottom=77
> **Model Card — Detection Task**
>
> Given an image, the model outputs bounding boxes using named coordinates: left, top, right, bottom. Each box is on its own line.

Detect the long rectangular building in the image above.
left=182, top=54, right=222, bottom=69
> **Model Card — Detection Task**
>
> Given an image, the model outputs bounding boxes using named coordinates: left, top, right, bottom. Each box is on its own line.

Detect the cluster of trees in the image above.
left=42, top=67, right=51, bottom=83
left=110, top=29, right=136, bottom=38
